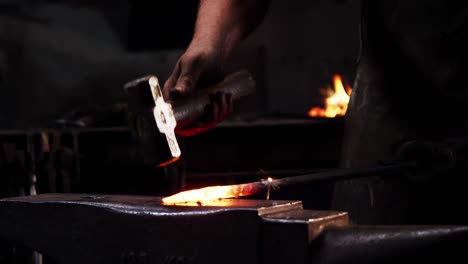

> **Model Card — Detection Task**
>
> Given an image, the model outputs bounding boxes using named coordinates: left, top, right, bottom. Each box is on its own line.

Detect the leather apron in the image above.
left=332, top=0, right=468, bottom=224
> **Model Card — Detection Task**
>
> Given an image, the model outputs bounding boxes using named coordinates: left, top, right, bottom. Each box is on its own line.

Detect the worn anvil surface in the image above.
left=0, top=194, right=348, bottom=264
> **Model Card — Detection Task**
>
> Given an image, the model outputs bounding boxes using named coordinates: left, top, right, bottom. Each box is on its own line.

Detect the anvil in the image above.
left=1, top=194, right=468, bottom=264
left=0, top=194, right=348, bottom=264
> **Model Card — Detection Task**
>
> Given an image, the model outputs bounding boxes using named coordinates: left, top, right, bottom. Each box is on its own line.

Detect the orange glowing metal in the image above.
left=308, top=74, right=352, bottom=118
left=162, top=183, right=260, bottom=205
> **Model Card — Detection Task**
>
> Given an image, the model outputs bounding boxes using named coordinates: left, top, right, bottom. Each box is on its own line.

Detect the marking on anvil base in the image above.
left=121, top=249, right=148, bottom=264
left=161, top=256, right=196, bottom=264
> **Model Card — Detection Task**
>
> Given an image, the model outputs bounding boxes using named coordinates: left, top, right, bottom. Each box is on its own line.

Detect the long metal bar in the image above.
left=273, top=161, right=416, bottom=187
left=162, top=161, right=417, bottom=204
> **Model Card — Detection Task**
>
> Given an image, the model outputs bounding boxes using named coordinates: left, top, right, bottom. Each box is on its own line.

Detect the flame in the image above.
left=308, top=74, right=352, bottom=118
left=162, top=183, right=260, bottom=205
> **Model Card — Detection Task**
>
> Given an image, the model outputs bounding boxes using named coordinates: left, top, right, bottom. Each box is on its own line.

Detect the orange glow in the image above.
left=162, top=183, right=260, bottom=205
left=165, top=199, right=244, bottom=207
left=308, top=74, right=352, bottom=118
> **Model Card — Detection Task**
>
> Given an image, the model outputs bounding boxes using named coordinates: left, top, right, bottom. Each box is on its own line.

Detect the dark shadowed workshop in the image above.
left=1, top=1, right=468, bottom=263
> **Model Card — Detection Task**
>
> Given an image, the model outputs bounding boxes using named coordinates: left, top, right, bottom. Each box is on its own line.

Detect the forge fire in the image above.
left=308, top=74, right=352, bottom=118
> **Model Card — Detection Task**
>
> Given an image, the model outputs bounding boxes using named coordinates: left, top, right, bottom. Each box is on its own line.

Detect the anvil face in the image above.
left=0, top=194, right=348, bottom=264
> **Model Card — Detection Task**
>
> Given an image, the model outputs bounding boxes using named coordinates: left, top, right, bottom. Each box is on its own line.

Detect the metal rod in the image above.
left=162, top=161, right=416, bottom=203
left=186, top=169, right=329, bottom=180
left=232, top=161, right=416, bottom=198
left=272, top=161, right=416, bottom=188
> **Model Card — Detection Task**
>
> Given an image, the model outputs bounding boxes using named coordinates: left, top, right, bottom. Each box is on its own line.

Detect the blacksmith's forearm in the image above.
left=190, top=0, right=271, bottom=58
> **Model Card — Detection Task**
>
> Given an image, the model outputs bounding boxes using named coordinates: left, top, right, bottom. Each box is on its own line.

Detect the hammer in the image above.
left=124, top=70, right=256, bottom=167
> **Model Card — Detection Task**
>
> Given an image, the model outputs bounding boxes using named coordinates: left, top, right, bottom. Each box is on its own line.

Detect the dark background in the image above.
left=0, top=0, right=360, bottom=128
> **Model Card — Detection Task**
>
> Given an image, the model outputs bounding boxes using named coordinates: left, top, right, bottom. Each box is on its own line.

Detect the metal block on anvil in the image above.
left=0, top=193, right=348, bottom=264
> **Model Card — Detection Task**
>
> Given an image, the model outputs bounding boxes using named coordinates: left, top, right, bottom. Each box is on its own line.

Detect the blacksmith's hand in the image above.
left=163, top=46, right=233, bottom=137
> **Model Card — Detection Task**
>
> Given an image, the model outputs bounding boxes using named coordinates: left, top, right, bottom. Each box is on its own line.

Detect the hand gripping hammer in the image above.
left=124, top=70, right=256, bottom=167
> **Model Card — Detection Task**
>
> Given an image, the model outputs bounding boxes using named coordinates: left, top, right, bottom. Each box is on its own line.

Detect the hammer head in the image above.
left=124, top=75, right=181, bottom=167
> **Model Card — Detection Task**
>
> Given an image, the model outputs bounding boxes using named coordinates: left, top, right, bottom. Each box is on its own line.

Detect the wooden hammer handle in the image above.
left=172, top=70, right=256, bottom=124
